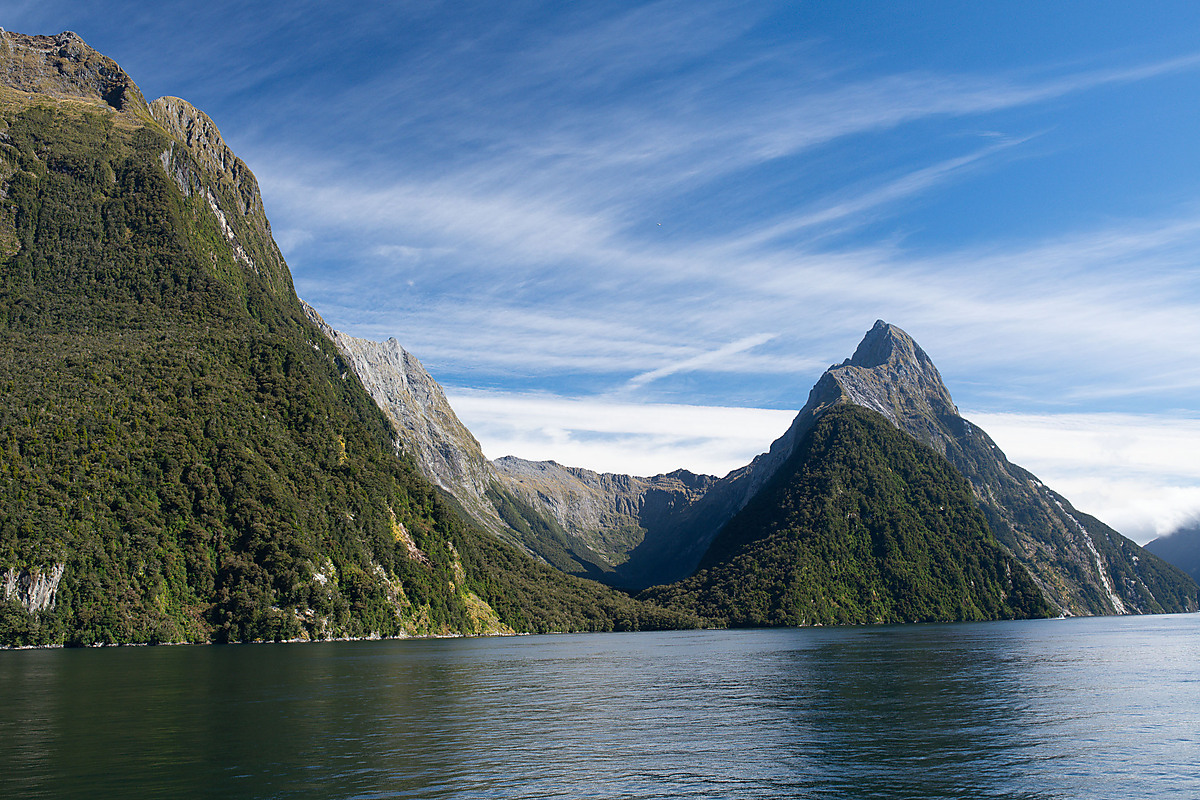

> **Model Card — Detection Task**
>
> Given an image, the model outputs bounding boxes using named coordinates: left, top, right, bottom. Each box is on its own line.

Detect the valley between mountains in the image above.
left=1, top=31, right=1195, bottom=647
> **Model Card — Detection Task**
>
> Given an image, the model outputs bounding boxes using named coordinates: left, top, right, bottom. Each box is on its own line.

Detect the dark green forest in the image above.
left=641, top=405, right=1052, bottom=626
left=0, top=100, right=697, bottom=646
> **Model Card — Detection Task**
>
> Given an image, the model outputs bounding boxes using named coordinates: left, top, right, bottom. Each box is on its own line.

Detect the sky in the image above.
left=7, top=1, right=1200, bottom=543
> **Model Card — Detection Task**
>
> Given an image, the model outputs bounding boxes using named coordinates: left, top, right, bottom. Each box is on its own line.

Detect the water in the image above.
left=2, top=614, right=1198, bottom=799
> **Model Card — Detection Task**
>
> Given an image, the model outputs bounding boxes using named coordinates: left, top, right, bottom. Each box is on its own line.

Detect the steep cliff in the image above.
left=300, top=304, right=506, bottom=531
left=303, top=310, right=714, bottom=579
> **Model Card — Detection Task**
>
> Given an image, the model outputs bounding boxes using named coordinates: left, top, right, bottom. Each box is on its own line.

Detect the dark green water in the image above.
left=2, top=614, right=1198, bottom=799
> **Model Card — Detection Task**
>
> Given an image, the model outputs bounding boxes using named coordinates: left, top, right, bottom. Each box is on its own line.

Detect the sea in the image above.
left=2, top=613, right=1198, bottom=799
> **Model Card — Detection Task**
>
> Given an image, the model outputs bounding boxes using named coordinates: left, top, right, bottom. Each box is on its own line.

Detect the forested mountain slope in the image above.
left=0, top=31, right=697, bottom=646
left=641, top=404, right=1051, bottom=626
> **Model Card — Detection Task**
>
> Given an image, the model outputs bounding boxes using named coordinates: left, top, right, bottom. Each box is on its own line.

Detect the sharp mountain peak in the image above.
left=845, top=319, right=924, bottom=368
left=826, top=320, right=960, bottom=433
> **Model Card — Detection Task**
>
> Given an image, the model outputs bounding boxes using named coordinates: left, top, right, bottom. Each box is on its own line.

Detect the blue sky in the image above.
left=8, top=1, right=1200, bottom=541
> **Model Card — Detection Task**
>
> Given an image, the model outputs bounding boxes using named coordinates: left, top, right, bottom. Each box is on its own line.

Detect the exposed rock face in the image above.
left=2, top=564, right=65, bottom=614
left=301, top=301, right=513, bottom=539
left=0, top=30, right=148, bottom=114
left=623, top=320, right=1195, bottom=611
left=829, top=320, right=959, bottom=454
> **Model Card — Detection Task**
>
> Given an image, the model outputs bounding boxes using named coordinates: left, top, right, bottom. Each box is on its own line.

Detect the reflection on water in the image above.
left=2, top=614, right=1198, bottom=799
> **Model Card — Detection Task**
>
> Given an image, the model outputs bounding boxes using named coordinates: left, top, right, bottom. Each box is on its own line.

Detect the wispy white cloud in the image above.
left=730, top=136, right=1037, bottom=248
left=625, top=333, right=777, bottom=390
left=286, top=187, right=1200, bottom=407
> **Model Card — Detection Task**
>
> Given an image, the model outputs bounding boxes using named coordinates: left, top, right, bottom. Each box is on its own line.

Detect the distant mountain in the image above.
left=640, top=404, right=1051, bottom=625
left=0, top=31, right=698, bottom=646
left=1145, top=524, right=1200, bottom=584
left=489, top=456, right=714, bottom=580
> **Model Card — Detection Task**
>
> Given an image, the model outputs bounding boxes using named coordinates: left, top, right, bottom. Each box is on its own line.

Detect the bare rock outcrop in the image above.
left=301, top=302, right=513, bottom=537
left=2, top=563, right=65, bottom=614
left=0, top=30, right=147, bottom=114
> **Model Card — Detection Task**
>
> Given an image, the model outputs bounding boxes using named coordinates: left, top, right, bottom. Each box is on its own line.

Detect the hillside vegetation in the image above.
left=642, top=405, right=1051, bottom=626
left=0, top=95, right=696, bottom=646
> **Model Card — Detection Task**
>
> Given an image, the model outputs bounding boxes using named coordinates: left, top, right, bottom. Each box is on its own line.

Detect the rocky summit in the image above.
left=0, top=31, right=147, bottom=114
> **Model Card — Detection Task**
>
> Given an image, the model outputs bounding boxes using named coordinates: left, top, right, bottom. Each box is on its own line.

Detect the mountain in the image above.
left=321, top=301, right=1197, bottom=615
left=1145, top=524, right=1200, bottom=583
left=643, top=320, right=1195, bottom=617
left=640, top=404, right=1051, bottom=625
left=0, top=31, right=698, bottom=646
left=794, top=321, right=1197, bottom=616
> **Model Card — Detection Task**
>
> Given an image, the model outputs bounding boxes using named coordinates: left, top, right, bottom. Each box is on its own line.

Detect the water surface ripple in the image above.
left=2, top=614, right=1198, bottom=798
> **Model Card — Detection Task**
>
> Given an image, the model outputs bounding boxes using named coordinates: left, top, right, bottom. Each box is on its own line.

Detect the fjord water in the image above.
left=3, top=615, right=1198, bottom=799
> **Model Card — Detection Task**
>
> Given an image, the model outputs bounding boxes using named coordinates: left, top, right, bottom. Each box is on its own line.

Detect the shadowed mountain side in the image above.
left=489, top=457, right=715, bottom=581
left=640, top=404, right=1052, bottom=626
left=1145, top=524, right=1200, bottom=584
